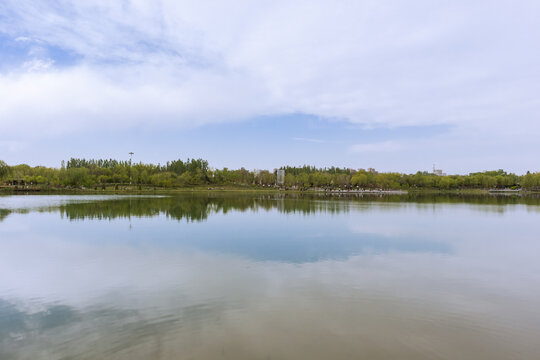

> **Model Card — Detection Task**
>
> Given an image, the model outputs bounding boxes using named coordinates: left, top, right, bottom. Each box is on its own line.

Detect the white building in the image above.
left=276, top=169, right=285, bottom=185
left=433, top=165, right=446, bottom=176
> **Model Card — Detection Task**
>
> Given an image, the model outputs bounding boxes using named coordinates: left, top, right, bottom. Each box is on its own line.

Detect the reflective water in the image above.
left=1, top=193, right=539, bottom=359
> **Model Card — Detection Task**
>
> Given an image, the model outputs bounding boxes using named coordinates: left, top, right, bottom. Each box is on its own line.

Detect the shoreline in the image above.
left=1, top=186, right=538, bottom=196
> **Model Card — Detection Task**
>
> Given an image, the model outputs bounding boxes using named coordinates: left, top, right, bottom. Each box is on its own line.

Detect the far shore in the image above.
left=1, top=185, right=537, bottom=196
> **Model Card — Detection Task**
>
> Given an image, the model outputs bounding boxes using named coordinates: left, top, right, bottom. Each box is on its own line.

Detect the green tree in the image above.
left=0, top=160, right=11, bottom=179
left=62, top=167, right=93, bottom=187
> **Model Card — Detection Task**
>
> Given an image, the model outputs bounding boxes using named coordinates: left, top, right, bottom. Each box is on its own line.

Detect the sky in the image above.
left=0, top=0, right=539, bottom=174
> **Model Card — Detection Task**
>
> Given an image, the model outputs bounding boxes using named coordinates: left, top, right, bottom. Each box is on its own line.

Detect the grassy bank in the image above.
left=0, top=184, right=285, bottom=195
left=2, top=185, right=538, bottom=196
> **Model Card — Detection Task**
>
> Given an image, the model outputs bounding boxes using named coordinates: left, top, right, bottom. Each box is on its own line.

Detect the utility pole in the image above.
left=129, top=152, right=134, bottom=184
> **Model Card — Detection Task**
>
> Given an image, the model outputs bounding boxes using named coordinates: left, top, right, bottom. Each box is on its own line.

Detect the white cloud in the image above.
left=293, top=137, right=327, bottom=144
left=22, top=58, right=54, bottom=72
left=0, top=0, right=539, bottom=160
left=350, top=141, right=400, bottom=153
left=0, top=140, right=26, bottom=152
left=14, top=36, right=31, bottom=42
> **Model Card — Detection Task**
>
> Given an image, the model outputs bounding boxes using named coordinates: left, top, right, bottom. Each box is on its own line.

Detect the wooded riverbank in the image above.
left=1, top=158, right=540, bottom=192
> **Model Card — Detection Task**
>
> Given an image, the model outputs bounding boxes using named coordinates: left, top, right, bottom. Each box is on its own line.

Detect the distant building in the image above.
left=276, top=169, right=285, bottom=185
left=432, top=165, right=446, bottom=176
left=367, top=168, right=378, bottom=174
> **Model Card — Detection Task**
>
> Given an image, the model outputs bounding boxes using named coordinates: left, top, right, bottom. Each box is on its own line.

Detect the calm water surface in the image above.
left=1, top=193, right=539, bottom=359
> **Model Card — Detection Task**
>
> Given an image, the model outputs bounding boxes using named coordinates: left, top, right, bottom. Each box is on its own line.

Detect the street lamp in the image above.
left=129, top=152, right=134, bottom=184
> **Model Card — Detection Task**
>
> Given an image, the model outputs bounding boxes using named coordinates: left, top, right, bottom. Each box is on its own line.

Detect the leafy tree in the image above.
left=0, top=160, right=11, bottom=179
left=62, top=168, right=93, bottom=187
left=0, top=157, right=535, bottom=190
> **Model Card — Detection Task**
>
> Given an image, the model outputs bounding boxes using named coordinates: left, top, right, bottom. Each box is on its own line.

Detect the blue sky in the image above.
left=1, top=1, right=539, bottom=174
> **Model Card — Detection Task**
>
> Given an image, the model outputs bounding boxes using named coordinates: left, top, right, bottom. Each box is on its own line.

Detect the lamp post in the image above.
left=129, top=152, right=134, bottom=184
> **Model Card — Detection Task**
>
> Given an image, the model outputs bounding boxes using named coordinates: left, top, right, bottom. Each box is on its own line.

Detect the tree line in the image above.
left=1, top=158, right=540, bottom=190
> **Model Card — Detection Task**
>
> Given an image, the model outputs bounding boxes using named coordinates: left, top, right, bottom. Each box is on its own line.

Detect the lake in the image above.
left=1, top=193, right=539, bottom=359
